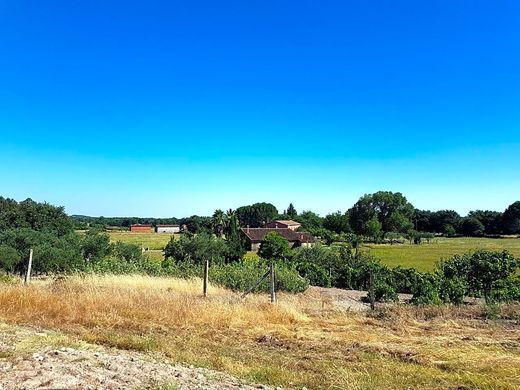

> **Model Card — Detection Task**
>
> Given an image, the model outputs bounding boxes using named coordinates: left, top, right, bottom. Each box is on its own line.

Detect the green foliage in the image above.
left=210, top=261, right=308, bottom=293
left=348, top=191, right=414, bottom=237
left=295, top=211, right=323, bottom=236
left=502, top=201, right=520, bottom=234
left=459, top=217, right=485, bottom=237
left=0, top=245, right=21, bottom=273
left=236, top=202, right=278, bottom=228
left=443, top=224, right=456, bottom=237
left=373, top=281, right=398, bottom=302
left=491, top=276, right=520, bottom=302
left=438, top=275, right=466, bottom=304
left=286, top=203, right=297, bottom=218
left=81, top=230, right=111, bottom=261
left=293, top=245, right=339, bottom=287
left=258, top=232, right=293, bottom=262
left=163, top=232, right=227, bottom=265
left=438, top=250, right=519, bottom=302
left=323, top=211, right=351, bottom=234
left=411, top=274, right=442, bottom=305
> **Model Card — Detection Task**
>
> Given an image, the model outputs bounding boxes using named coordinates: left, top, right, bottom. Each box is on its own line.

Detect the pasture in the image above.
left=0, top=275, right=518, bottom=389
left=363, top=236, right=520, bottom=272
left=107, top=231, right=177, bottom=250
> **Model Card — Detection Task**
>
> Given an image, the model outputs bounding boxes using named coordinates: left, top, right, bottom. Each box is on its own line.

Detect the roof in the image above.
left=273, top=220, right=301, bottom=226
left=130, top=224, right=152, bottom=227
left=241, top=228, right=314, bottom=243
left=156, top=224, right=180, bottom=227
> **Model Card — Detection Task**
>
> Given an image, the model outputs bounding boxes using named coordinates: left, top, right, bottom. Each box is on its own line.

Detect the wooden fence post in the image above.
left=25, top=248, right=33, bottom=284
left=203, top=259, right=209, bottom=297
left=270, top=261, right=276, bottom=303
left=369, top=269, right=375, bottom=310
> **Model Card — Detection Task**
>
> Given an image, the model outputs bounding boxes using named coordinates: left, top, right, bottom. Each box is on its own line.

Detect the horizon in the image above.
left=1, top=1, right=519, bottom=217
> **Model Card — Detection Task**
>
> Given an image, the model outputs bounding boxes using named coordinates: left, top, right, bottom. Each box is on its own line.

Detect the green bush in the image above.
left=439, top=275, right=466, bottom=304
left=374, top=282, right=398, bottom=302
left=491, top=276, right=520, bottom=303
left=411, top=274, right=442, bottom=305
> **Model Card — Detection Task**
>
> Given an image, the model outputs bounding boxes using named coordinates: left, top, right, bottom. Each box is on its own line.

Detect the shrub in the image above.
left=411, top=274, right=442, bottom=305
left=439, top=275, right=466, bottom=304
left=0, top=245, right=21, bottom=273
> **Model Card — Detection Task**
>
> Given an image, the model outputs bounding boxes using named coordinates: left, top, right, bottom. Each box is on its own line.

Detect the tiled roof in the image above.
left=241, top=228, right=314, bottom=243
left=274, top=220, right=301, bottom=226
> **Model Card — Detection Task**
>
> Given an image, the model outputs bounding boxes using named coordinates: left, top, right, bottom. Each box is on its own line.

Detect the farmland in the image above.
left=107, top=231, right=520, bottom=273
left=0, top=275, right=519, bottom=389
left=364, top=236, right=520, bottom=272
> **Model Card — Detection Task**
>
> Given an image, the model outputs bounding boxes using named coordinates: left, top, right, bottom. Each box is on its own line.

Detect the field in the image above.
left=107, top=231, right=177, bottom=250
left=363, top=236, right=520, bottom=272
left=0, top=275, right=519, bottom=389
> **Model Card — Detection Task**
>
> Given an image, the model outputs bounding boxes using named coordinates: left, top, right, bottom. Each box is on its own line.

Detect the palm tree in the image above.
left=212, top=209, right=226, bottom=238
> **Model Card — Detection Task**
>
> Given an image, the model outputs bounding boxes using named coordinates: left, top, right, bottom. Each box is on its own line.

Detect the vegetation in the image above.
left=0, top=275, right=518, bottom=390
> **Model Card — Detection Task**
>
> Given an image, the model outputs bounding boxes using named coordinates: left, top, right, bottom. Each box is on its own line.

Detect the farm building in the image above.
left=156, top=224, right=180, bottom=234
left=240, top=227, right=314, bottom=252
left=264, top=220, right=301, bottom=231
left=129, top=224, right=152, bottom=233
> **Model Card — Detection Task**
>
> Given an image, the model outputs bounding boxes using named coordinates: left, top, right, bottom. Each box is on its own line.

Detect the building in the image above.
left=240, top=227, right=314, bottom=251
left=129, top=224, right=152, bottom=233
left=156, top=224, right=180, bottom=234
left=264, top=220, right=301, bottom=231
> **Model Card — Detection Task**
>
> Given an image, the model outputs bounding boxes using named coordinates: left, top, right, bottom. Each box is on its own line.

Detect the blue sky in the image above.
left=1, top=0, right=519, bottom=217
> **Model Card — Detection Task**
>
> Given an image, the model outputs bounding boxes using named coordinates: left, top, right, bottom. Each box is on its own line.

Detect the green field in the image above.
left=364, top=236, right=520, bottom=272
left=108, top=231, right=177, bottom=250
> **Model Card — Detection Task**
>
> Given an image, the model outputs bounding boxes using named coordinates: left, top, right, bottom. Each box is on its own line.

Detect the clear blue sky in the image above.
left=1, top=1, right=519, bottom=217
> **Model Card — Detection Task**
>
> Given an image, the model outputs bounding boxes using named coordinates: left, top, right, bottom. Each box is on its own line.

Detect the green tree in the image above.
left=502, top=201, right=520, bottom=234
left=236, top=202, right=278, bottom=227
left=211, top=209, right=227, bottom=238
left=295, top=211, right=323, bottom=235
left=323, top=211, right=351, bottom=234
left=258, top=232, right=292, bottom=262
left=438, top=250, right=519, bottom=302
left=286, top=203, right=297, bottom=218
left=459, top=217, right=485, bottom=237
left=348, top=191, right=414, bottom=237
left=0, top=245, right=20, bottom=273
left=81, top=230, right=111, bottom=261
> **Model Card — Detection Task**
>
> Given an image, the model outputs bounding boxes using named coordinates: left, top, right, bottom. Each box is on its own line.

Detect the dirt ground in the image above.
left=0, top=325, right=276, bottom=390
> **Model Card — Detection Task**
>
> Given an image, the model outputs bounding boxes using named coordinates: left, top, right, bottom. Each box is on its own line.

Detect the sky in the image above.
left=1, top=0, right=519, bottom=217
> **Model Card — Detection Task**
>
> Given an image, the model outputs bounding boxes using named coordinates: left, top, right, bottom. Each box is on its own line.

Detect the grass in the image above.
left=108, top=231, right=178, bottom=250
left=364, top=236, right=520, bottom=272
left=0, top=274, right=518, bottom=389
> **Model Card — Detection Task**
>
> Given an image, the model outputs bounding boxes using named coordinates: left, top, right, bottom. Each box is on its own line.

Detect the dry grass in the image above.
left=0, top=275, right=519, bottom=389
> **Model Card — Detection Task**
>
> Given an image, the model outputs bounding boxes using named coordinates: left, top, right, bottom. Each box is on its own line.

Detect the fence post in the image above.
left=25, top=248, right=33, bottom=284
left=270, top=261, right=276, bottom=303
left=369, top=269, right=375, bottom=310
left=203, top=259, right=209, bottom=297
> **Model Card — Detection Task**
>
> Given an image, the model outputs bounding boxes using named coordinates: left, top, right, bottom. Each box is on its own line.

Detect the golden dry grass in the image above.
left=0, top=275, right=519, bottom=389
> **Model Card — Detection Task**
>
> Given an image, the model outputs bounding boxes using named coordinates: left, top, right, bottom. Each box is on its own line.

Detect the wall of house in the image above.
left=157, top=226, right=180, bottom=234
left=130, top=226, right=152, bottom=233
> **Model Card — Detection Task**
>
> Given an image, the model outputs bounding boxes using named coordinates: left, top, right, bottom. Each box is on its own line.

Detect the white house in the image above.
left=156, top=224, right=180, bottom=234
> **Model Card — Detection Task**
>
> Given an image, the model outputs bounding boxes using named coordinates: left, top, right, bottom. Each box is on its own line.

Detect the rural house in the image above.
left=156, top=224, right=180, bottom=234
left=240, top=227, right=314, bottom=251
left=264, top=220, right=301, bottom=231
left=129, top=224, right=152, bottom=233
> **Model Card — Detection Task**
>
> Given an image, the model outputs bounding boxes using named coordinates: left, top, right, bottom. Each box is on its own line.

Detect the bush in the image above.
left=411, top=274, right=442, bottom=305
left=374, top=282, right=398, bottom=302
left=439, top=275, right=466, bottom=304
left=491, top=277, right=520, bottom=303
left=210, top=261, right=308, bottom=293
left=0, top=245, right=21, bottom=272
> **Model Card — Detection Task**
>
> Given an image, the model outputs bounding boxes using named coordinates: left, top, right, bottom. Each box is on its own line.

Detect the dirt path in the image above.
left=0, top=325, right=275, bottom=390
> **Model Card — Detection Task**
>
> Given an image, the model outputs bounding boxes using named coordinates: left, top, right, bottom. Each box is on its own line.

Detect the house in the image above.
left=240, top=227, right=314, bottom=251
left=264, top=220, right=301, bottom=231
left=129, top=224, right=152, bottom=233
left=156, top=224, right=180, bottom=234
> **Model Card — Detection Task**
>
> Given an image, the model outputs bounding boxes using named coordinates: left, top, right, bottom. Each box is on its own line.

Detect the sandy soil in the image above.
left=0, top=325, right=276, bottom=390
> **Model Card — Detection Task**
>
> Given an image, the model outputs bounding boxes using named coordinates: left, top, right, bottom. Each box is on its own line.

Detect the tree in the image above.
left=81, top=230, right=111, bottom=261
left=0, top=245, right=21, bottom=273
left=459, top=217, right=485, bottom=237
left=468, top=210, right=503, bottom=235
left=348, top=191, right=414, bottom=237
left=211, top=209, right=227, bottom=238
left=236, top=202, right=278, bottom=227
left=295, top=211, right=323, bottom=235
left=438, top=250, right=519, bottom=302
left=286, top=203, right=297, bottom=218
left=164, top=232, right=227, bottom=265
left=323, top=211, right=351, bottom=234
left=430, top=210, right=461, bottom=234
left=502, top=201, right=520, bottom=234
left=258, top=232, right=292, bottom=262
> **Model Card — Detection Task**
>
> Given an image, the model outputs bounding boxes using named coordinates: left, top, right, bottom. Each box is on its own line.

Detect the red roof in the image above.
left=241, top=228, right=314, bottom=243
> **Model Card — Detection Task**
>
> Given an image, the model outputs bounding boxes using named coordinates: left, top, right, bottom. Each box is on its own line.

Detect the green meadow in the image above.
left=364, top=236, right=520, bottom=272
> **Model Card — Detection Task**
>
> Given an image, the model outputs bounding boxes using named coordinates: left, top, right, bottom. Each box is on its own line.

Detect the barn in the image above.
left=156, top=224, right=180, bottom=234
left=129, top=224, right=152, bottom=233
